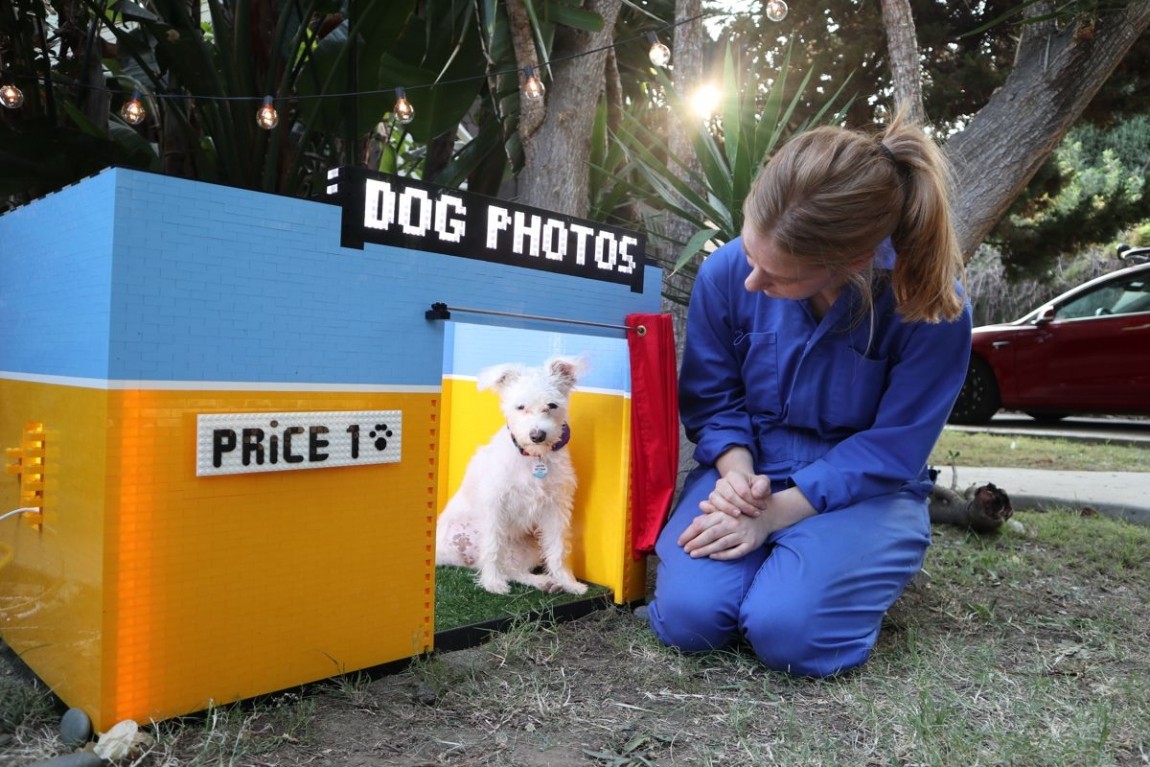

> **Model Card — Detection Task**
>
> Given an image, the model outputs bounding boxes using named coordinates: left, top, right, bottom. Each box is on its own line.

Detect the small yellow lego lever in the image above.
left=4, top=422, right=45, bottom=530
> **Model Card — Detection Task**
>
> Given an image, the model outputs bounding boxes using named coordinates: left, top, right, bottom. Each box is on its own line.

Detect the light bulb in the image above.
left=0, top=82, right=23, bottom=109
left=522, top=65, right=545, bottom=101
left=393, top=86, right=414, bottom=124
left=120, top=91, right=146, bottom=125
left=765, top=0, right=788, bottom=22
left=646, top=32, right=671, bottom=68
left=256, top=96, right=279, bottom=130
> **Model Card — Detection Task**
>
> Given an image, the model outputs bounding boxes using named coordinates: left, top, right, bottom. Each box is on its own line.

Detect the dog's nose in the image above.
left=529, top=429, right=547, bottom=444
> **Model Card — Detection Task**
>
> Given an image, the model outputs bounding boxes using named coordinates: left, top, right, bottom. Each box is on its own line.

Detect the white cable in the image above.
left=0, top=507, right=40, bottom=523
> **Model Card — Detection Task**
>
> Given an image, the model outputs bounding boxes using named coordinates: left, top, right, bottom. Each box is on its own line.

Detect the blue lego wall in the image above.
left=0, top=167, right=662, bottom=388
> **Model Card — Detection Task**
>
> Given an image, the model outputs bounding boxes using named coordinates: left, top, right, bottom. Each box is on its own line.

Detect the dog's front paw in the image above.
left=545, top=576, right=587, bottom=595
left=478, top=575, right=511, bottom=595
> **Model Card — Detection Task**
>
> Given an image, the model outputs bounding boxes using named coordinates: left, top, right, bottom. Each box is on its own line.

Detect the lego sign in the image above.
left=329, top=168, right=647, bottom=293
left=196, top=411, right=402, bottom=477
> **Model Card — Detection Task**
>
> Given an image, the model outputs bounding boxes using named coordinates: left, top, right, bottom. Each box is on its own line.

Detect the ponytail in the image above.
left=880, top=112, right=965, bottom=322
left=744, top=111, right=966, bottom=323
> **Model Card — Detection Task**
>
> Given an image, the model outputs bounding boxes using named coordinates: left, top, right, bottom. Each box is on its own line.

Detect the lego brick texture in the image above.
left=0, top=168, right=662, bottom=386
left=0, top=171, right=116, bottom=379
left=0, top=169, right=661, bottom=726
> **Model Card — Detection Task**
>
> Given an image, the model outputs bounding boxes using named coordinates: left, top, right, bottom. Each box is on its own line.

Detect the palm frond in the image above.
left=604, top=38, right=852, bottom=303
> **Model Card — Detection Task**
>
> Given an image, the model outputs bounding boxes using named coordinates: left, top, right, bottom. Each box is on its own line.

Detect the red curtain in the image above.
left=626, top=313, right=678, bottom=557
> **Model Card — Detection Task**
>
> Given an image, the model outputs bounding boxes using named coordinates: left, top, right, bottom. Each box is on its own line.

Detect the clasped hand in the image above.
left=679, top=470, right=773, bottom=560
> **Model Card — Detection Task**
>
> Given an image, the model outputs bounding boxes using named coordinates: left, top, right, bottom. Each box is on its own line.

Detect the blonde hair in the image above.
left=742, top=112, right=965, bottom=323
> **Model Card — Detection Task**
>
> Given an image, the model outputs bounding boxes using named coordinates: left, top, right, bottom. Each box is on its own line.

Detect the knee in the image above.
left=647, top=592, right=736, bottom=654
left=741, top=606, right=874, bottom=678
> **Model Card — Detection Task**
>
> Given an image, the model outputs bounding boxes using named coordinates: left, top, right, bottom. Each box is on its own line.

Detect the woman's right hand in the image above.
left=699, top=469, right=772, bottom=518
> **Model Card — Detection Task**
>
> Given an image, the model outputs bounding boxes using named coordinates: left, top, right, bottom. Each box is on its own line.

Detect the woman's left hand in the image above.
left=678, top=510, right=773, bottom=560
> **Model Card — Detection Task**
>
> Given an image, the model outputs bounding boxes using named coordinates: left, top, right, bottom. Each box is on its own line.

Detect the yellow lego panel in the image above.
left=1, top=381, right=437, bottom=730
left=1, top=380, right=111, bottom=720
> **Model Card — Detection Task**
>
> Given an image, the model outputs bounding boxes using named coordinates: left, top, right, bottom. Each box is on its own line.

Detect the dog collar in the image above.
left=509, top=422, right=571, bottom=456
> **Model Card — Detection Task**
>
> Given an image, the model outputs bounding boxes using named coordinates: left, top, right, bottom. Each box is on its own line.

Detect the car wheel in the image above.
left=1025, top=411, right=1068, bottom=424
left=948, top=356, right=1001, bottom=425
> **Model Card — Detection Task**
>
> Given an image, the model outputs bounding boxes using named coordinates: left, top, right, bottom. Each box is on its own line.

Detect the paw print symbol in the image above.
left=369, top=424, right=393, bottom=451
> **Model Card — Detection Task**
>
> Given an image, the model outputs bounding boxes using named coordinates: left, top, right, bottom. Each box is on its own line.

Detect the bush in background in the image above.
left=1126, top=222, right=1150, bottom=247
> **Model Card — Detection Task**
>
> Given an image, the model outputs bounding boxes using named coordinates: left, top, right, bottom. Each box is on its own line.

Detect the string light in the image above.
left=0, top=12, right=745, bottom=125
left=646, top=32, right=671, bottom=68
left=120, top=91, right=146, bottom=125
left=0, top=61, right=21, bottom=109
left=522, top=65, right=545, bottom=100
left=765, top=0, right=789, bottom=22
left=256, top=95, right=279, bottom=129
left=0, top=81, right=23, bottom=109
left=392, top=86, right=414, bottom=124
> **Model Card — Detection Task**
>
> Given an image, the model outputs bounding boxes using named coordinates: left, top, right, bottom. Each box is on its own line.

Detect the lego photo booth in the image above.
left=0, top=168, right=676, bottom=730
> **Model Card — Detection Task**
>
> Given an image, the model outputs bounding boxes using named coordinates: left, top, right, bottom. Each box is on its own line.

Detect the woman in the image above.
left=646, top=114, right=972, bottom=677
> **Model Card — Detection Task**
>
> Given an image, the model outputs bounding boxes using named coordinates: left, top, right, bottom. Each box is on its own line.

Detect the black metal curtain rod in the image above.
left=425, top=302, right=646, bottom=334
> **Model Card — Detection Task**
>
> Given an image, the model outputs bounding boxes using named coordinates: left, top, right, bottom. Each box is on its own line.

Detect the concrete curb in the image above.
left=1006, top=494, right=1150, bottom=528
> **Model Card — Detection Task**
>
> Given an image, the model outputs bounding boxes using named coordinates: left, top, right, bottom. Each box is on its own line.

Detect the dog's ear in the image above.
left=545, top=356, right=587, bottom=392
left=477, top=363, right=523, bottom=392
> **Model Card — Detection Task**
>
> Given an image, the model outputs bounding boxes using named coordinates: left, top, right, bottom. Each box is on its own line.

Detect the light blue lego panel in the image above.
left=0, top=169, right=662, bottom=386
left=443, top=322, right=632, bottom=394
left=0, top=170, right=117, bottom=379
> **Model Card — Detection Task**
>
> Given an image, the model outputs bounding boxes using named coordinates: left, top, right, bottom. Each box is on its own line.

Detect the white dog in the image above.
left=436, top=355, right=588, bottom=596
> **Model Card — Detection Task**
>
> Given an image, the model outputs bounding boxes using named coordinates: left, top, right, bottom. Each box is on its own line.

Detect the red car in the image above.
left=949, top=260, right=1150, bottom=424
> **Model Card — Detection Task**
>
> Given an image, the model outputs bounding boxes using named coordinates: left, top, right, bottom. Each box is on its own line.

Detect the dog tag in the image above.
left=532, top=460, right=548, bottom=479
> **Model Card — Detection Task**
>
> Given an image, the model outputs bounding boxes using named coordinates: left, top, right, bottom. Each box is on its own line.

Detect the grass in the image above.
left=5, top=507, right=1149, bottom=765
left=435, top=565, right=613, bottom=632
left=0, top=678, right=323, bottom=766
left=932, top=428, right=1147, bottom=472
left=0, top=673, right=56, bottom=735
left=2, top=433, right=1148, bottom=765
left=855, top=513, right=1150, bottom=766
left=407, top=510, right=1150, bottom=765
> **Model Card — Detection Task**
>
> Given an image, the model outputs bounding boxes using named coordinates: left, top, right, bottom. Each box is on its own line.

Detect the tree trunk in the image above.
left=505, top=0, right=546, bottom=142
left=663, top=0, right=707, bottom=338
left=517, top=0, right=622, bottom=216
left=879, top=0, right=925, bottom=123
left=945, top=1, right=1150, bottom=259
left=78, top=16, right=110, bottom=131
left=663, top=0, right=708, bottom=487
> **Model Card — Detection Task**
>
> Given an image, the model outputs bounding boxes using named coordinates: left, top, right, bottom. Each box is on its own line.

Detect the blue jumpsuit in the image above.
left=648, top=237, right=972, bottom=677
